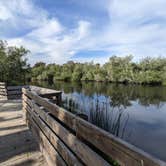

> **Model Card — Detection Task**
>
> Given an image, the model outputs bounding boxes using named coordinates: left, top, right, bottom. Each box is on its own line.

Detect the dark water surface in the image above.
left=33, top=81, right=166, bottom=161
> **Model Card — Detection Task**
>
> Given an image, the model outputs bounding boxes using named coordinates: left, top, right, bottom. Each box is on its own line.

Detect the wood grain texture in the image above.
left=24, top=100, right=110, bottom=166
left=23, top=87, right=166, bottom=166
left=27, top=104, right=83, bottom=166
left=23, top=88, right=76, bottom=130
left=28, top=114, right=67, bottom=166
left=0, top=100, right=47, bottom=166
left=23, top=99, right=82, bottom=165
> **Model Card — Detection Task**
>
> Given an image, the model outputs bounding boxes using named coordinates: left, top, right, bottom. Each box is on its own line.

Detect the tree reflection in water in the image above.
left=32, top=81, right=166, bottom=139
left=31, top=81, right=166, bottom=161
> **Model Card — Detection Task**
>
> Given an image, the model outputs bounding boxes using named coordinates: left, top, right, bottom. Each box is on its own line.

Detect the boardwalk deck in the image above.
left=0, top=99, right=47, bottom=166
left=0, top=83, right=165, bottom=166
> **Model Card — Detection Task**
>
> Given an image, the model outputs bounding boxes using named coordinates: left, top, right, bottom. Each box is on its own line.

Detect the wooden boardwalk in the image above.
left=0, top=83, right=165, bottom=166
left=0, top=99, right=47, bottom=166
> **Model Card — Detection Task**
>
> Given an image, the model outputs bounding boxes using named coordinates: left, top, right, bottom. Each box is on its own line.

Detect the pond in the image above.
left=32, top=81, right=166, bottom=161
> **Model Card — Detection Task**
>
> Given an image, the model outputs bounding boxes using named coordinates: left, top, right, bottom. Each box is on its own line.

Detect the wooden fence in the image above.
left=7, top=86, right=28, bottom=99
left=0, top=82, right=62, bottom=102
left=0, top=82, right=7, bottom=99
left=22, top=87, right=166, bottom=166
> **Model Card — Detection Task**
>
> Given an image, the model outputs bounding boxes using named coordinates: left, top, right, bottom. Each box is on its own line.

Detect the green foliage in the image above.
left=2, top=39, right=165, bottom=86
left=72, top=64, right=83, bottom=81
left=0, top=40, right=30, bottom=85
left=81, top=71, right=94, bottom=81
left=31, top=55, right=166, bottom=85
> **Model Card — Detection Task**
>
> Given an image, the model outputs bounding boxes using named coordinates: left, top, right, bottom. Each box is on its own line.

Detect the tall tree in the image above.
left=0, top=40, right=29, bottom=85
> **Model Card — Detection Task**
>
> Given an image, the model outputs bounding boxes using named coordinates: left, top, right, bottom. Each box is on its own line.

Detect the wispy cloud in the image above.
left=0, top=0, right=92, bottom=64
left=0, top=0, right=166, bottom=64
left=106, top=0, right=166, bottom=60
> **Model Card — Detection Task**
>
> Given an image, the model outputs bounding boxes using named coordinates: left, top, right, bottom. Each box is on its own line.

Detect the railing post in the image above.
left=22, top=87, right=30, bottom=125
left=0, top=82, right=7, bottom=100
left=50, top=92, right=62, bottom=105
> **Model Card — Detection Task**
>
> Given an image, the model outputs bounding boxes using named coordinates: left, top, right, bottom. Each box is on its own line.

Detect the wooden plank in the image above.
left=0, top=86, right=6, bottom=89
left=27, top=110, right=65, bottom=166
left=7, top=86, right=29, bottom=91
left=0, top=142, right=38, bottom=164
left=40, top=93, right=62, bottom=105
left=0, top=89, right=7, bottom=92
left=23, top=88, right=166, bottom=166
left=0, top=82, right=5, bottom=86
left=0, top=99, right=47, bottom=166
left=76, top=118, right=165, bottom=166
left=0, top=90, right=6, bottom=92
left=0, top=89, right=7, bottom=94
left=25, top=104, right=83, bottom=166
left=31, top=121, right=67, bottom=166
left=27, top=101, right=110, bottom=166
left=30, top=86, right=62, bottom=105
left=0, top=151, right=46, bottom=166
left=31, top=106, right=82, bottom=165
left=28, top=112, right=67, bottom=166
left=7, top=91, right=22, bottom=95
left=39, top=93, right=62, bottom=98
left=7, top=95, right=22, bottom=100
left=30, top=86, right=61, bottom=94
left=23, top=102, right=32, bottom=122
left=22, top=94, right=35, bottom=108
left=23, top=88, right=76, bottom=130
left=0, top=93, right=7, bottom=96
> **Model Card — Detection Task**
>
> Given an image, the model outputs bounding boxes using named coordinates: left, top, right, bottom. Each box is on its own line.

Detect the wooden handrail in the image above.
left=22, top=87, right=166, bottom=166
left=0, top=82, right=7, bottom=99
left=0, top=83, right=62, bottom=102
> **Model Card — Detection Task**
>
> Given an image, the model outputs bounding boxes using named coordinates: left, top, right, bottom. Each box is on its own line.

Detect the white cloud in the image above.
left=1, top=0, right=166, bottom=64
left=27, top=19, right=63, bottom=39
left=77, top=0, right=166, bottom=60
left=105, top=0, right=166, bottom=59
left=0, top=0, right=92, bottom=64
left=0, top=5, right=11, bottom=20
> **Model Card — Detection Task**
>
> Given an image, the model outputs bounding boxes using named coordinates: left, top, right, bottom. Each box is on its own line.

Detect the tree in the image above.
left=30, top=55, right=166, bottom=85
left=72, top=64, right=83, bottom=81
left=0, top=40, right=30, bottom=85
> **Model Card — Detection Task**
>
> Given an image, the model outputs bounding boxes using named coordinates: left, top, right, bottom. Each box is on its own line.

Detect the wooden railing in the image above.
left=0, top=83, right=62, bottom=102
left=22, top=87, right=166, bottom=166
left=7, top=86, right=29, bottom=99
left=0, top=82, right=27, bottom=99
left=0, top=82, right=7, bottom=99
left=30, top=86, right=62, bottom=105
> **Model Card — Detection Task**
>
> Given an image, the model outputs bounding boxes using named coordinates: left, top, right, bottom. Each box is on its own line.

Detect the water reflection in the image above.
left=32, top=81, right=166, bottom=161
left=35, top=81, right=166, bottom=108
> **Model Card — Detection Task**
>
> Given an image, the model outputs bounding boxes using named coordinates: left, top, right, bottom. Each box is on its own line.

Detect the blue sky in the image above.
left=0, top=0, right=166, bottom=65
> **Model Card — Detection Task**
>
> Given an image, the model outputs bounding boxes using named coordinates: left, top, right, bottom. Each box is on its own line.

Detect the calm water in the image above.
left=33, top=81, right=166, bottom=161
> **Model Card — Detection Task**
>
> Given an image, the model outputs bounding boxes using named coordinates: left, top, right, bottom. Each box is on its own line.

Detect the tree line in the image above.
left=1, top=40, right=166, bottom=85
left=0, top=41, right=30, bottom=85
left=31, top=55, right=166, bottom=85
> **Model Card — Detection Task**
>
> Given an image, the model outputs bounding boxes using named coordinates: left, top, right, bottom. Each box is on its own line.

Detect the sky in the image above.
left=0, top=0, right=166, bottom=65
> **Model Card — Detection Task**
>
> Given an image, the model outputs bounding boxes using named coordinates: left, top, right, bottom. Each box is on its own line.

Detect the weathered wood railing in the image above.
left=0, top=82, right=62, bottom=102
left=0, top=82, right=27, bottom=99
left=0, top=82, right=7, bottom=99
left=30, top=86, right=62, bottom=105
left=22, top=87, right=166, bottom=166
left=7, top=86, right=29, bottom=99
